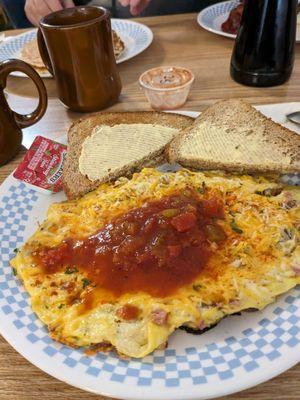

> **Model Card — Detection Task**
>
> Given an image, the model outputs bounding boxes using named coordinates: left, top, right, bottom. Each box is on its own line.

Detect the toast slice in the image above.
left=167, top=99, right=300, bottom=174
left=63, top=111, right=194, bottom=199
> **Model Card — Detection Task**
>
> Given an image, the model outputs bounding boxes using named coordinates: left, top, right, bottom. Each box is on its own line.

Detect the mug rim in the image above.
left=40, top=6, right=109, bottom=30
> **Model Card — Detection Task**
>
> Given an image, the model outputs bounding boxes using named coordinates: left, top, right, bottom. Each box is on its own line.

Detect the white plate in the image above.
left=197, top=0, right=300, bottom=42
left=0, top=109, right=299, bottom=400
left=0, top=19, right=153, bottom=78
left=112, top=19, right=153, bottom=63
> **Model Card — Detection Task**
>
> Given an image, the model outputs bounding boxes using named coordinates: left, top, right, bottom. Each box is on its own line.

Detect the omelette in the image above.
left=11, top=169, right=300, bottom=358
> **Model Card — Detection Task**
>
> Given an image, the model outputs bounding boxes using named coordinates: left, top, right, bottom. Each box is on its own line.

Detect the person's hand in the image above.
left=25, top=0, right=75, bottom=26
left=118, top=0, right=152, bottom=16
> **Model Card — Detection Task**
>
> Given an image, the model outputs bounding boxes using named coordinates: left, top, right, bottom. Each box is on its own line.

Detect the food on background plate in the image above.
left=19, top=38, right=48, bottom=75
left=63, top=111, right=193, bottom=199
left=139, top=66, right=194, bottom=110
left=112, top=30, right=125, bottom=58
left=221, top=1, right=244, bottom=35
left=222, top=1, right=300, bottom=37
left=221, top=1, right=298, bottom=36
left=168, top=99, right=300, bottom=174
left=19, top=30, right=125, bottom=74
left=11, top=168, right=300, bottom=358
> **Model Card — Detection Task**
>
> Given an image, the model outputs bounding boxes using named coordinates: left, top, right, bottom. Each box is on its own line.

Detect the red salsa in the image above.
left=37, top=192, right=226, bottom=298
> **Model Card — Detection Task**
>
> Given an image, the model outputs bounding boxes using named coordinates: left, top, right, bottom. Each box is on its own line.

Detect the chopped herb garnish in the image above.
left=65, top=267, right=78, bottom=274
left=12, top=268, right=17, bottom=276
left=82, top=278, right=91, bottom=289
left=193, top=284, right=202, bottom=291
left=230, top=220, right=243, bottom=234
left=13, top=248, right=19, bottom=254
left=198, top=182, right=207, bottom=194
left=281, top=228, right=294, bottom=241
left=58, top=304, right=64, bottom=309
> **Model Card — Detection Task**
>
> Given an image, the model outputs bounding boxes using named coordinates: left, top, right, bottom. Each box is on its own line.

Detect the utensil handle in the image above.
left=37, top=29, right=54, bottom=76
left=0, top=59, right=48, bottom=128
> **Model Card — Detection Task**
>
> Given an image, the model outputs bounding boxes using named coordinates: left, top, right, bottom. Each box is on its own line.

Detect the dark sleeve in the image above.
left=0, top=0, right=32, bottom=28
left=74, top=0, right=91, bottom=4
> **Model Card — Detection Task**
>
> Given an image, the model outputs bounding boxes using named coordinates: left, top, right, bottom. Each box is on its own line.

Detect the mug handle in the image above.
left=0, top=59, right=48, bottom=128
left=37, top=29, right=54, bottom=76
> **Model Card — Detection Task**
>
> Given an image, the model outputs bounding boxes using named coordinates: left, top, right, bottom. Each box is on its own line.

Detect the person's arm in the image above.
left=118, top=0, right=151, bottom=16
left=24, top=0, right=74, bottom=26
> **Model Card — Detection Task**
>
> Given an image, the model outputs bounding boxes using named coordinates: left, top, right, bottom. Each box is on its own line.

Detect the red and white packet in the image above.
left=13, top=136, right=67, bottom=194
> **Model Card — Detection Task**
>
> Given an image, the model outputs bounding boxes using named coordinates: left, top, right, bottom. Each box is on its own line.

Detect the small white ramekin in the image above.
left=139, top=66, right=194, bottom=110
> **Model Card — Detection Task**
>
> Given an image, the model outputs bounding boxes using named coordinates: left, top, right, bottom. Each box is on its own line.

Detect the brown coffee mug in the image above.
left=0, top=59, right=47, bottom=167
left=38, top=6, right=122, bottom=113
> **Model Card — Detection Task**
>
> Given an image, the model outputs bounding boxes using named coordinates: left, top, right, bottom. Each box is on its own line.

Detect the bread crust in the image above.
left=63, top=112, right=194, bottom=199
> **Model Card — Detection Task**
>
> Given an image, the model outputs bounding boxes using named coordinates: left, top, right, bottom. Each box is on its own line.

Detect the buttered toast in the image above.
left=63, top=112, right=194, bottom=199
left=167, top=99, right=300, bottom=174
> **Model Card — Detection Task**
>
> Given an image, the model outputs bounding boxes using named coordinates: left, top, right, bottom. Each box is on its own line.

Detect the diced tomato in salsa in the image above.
left=202, top=198, right=224, bottom=218
left=170, top=212, right=197, bottom=232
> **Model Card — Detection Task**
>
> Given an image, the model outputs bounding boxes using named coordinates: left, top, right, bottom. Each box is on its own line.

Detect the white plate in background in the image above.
left=197, top=0, right=300, bottom=42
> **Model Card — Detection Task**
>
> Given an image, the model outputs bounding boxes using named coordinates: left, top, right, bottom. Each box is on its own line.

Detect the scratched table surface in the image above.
left=0, top=12, right=299, bottom=400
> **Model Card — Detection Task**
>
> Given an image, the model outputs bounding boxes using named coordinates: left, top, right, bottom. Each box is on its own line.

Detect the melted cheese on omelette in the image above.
left=11, top=169, right=300, bottom=358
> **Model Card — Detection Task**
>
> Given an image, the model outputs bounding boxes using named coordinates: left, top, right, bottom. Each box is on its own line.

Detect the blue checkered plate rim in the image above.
left=197, top=0, right=300, bottom=42
left=0, top=109, right=299, bottom=400
left=0, top=19, right=153, bottom=78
